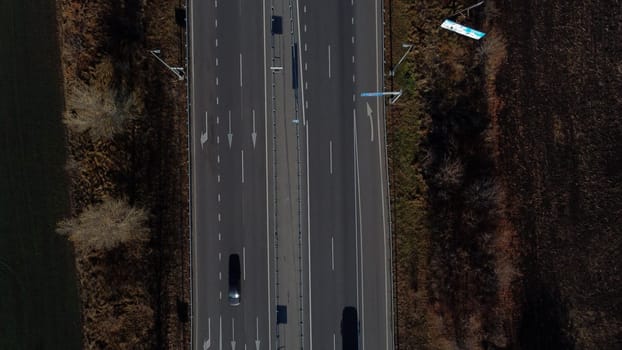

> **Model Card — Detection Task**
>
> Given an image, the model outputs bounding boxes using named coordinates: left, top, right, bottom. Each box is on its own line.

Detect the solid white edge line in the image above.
left=189, top=1, right=199, bottom=348
left=262, top=0, right=272, bottom=348
left=354, top=111, right=366, bottom=350
left=353, top=111, right=360, bottom=324
left=295, top=0, right=312, bottom=348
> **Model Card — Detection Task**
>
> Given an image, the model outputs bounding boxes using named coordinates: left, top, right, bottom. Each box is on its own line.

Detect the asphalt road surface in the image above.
left=189, top=0, right=393, bottom=348
left=189, top=0, right=272, bottom=349
left=297, top=0, right=393, bottom=349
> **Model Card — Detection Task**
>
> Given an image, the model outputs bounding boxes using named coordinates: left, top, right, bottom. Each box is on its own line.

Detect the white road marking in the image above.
left=354, top=112, right=366, bottom=350
left=217, top=96, right=219, bottom=105
left=352, top=55, right=355, bottom=63
left=201, top=112, right=209, bottom=149
left=255, top=317, right=261, bottom=350
left=328, top=45, right=331, bottom=78
left=219, top=316, right=222, bottom=350
left=304, top=24, right=307, bottom=32
left=352, top=36, right=355, bottom=44
left=304, top=43, right=307, bottom=52
left=304, top=62, right=308, bottom=71
left=243, top=246, right=246, bottom=280
left=219, top=272, right=221, bottom=280
left=352, top=75, right=356, bottom=83
left=215, top=0, right=217, bottom=8
left=353, top=110, right=361, bottom=324
left=333, top=333, right=336, bottom=350
left=218, top=232, right=221, bottom=240
left=331, top=236, right=334, bottom=270
left=366, top=103, right=374, bottom=142
left=251, top=109, right=257, bottom=149
left=216, top=38, right=219, bottom=47
left=217, top=154, right=220, bottom=164
left=231, top=318, right=236, bottom=350
left=218, top=213, right=221, bottom=222
left=352, top=94, right=356, bottom=102
left=239, top=53, right=243, bottom=87
left=215, top=19, right=218, bottom=28
left=219, top=252, right=221, bottom=261
left=218, top=193, right=221, bottom=202
left=216, top=77, right=219, bottom=86
left=217, top=135, right=220, bottom=144
left=352, top=17, right=354, bottom=24
left=241, top=150, right=245, bottom=183
left=329, top=140, right=333, bottom=174
left=216, top=57, right=219, bottom=66
left=218, top=174, right=221, bottom=183
left=217, top=116, right=220, bottom=124
left=219, top=291, right=222, bottom=300
left=228, top=111, right=233, bottom=148
left=303, top=5, right=306, bottom=13
left=305, top=81, right=308, bottom=90
left=262, top=0, right=272, bottom=346
left=205, top=318, right=212, bottom=350
left=305, top=100, right=308, bottom=109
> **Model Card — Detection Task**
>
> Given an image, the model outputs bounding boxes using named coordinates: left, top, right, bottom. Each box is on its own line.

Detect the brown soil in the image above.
left=56, top=0, right=189, bottom=348
left=493, top=1, right=622, bottom=349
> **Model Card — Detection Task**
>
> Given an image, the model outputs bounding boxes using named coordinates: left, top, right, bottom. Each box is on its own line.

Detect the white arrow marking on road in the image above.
left=201, top=112, right=209, bottom=149
left=203, top=318, right=211, bottom=349
left=251, top=109, right=257, bottom=149
left=241, top=150, right=245, bottom=183
left=255, top=317, right=260, bottom=350
left=228, top=110, right=233, bottom=148
left=366, top=102, right=375, bottom=142
left=219, top=316, right=222, bottom=350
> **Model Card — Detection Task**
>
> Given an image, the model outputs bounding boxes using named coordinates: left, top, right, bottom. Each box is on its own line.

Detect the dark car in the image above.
left=341, top=306, right=359, bottom=350
left=228, top=254, right=241, bottom=306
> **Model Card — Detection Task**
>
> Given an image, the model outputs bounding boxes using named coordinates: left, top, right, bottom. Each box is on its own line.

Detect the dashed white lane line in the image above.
left=216, top=57, right=219, bottom=66
left=241, top=150, right=245, bottom=183
left=214, top=0, right=217, bottom=8
left=219, top=271, right=221, bottom=280
left=217, top=154, right=220, bottom=164
left=352, top=17, right=354, bottom=24
left=218, top=213, right=221, bottom=222
left=218, top=252, right=221, bottom=261
left=329, top=140, right=333, bottom=174
left=218, top=232, right=221, bottom=240
left=216, top=77, right=219, bottom=86
left=216, top=38, right=219, bottom=47
left=215, top=19, right=218, bottom=28
left=328, top=45, right=332, bottom=78
left=304, top=62, right=308, bottom=71
left=217, top=174, right=221, bottom=183
left=331, top=236, right=335, bottom=270
left=218, top=193, right=221, bottom=202
left=216, top=96, right=219, bottom=105
left=304, top=24, right=307, bottom=32
left=352, top=36, right=355, bottom=44
left=239, top=53, right=243, bottom=87
left=303, top=5, right=306, bottom=12
left=304, top=43, right=307, bottom=52
left=305, top=100, right=308, bottom=109
left=353, top=74, right=356, bottom=83
left=352, top=55, right=355, bottom=63
left=217, top=135, right=220, bottom=144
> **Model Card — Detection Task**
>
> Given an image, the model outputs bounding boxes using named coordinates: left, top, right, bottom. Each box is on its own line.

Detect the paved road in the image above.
left=296, top=0, right=394, bottom=349
left=189, top=0, right=393, bottom=348
left=190, top=0, right=272, bottom=349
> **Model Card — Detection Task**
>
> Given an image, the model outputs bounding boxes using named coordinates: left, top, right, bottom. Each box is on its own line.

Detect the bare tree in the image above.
left=56, top=197, right=149, bottom=253
left=63, top=59, right=141, bottom=141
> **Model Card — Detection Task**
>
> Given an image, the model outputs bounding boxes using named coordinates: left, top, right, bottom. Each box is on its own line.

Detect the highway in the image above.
left=189, top=0, right=393, bottom=349
left=189, top=0, right=272, bottom=349
left=297, top=0, right=393, bottom=349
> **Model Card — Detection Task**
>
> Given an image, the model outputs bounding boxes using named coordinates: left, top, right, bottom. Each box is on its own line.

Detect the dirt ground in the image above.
left=493, top=1, right=622, bottom=348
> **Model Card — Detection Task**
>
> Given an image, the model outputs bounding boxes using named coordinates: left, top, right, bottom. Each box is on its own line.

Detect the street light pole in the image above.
left=149, top=49, right=185, bottom=80
left=389, top=43, right=413, bottom=77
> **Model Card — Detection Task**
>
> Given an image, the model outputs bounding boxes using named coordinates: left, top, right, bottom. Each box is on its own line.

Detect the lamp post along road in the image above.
left=149, top=49, right=185, bottom=80
left=389, top=43, right=413, bottom=77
